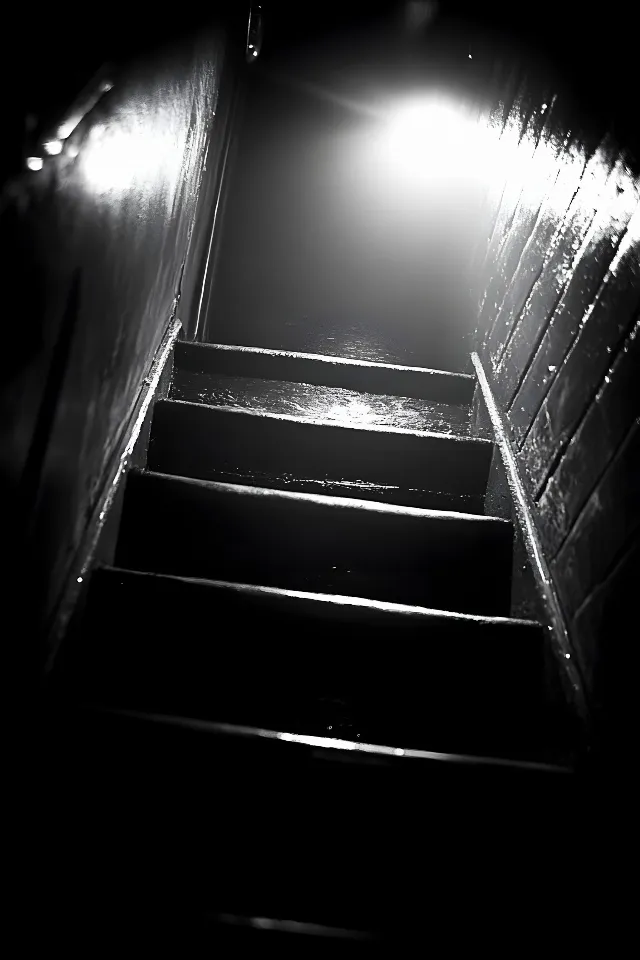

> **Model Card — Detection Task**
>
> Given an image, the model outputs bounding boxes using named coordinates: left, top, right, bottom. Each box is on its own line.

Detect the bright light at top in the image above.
left=373, top=94, right=564, bottom=195
left=387, top=99, right=471, bottom=152
left=376, top=96, right=490, bottom=183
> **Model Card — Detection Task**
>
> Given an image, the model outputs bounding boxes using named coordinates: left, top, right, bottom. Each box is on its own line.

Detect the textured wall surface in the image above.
left=474, top=72, right=639, bottom=726
left=1, top=28, right=231, bottom=655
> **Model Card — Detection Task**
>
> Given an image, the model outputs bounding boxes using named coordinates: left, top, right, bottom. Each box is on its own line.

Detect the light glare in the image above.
left=377, top=96, right=492, bottom=183
left=80, top=119, right=183, bottom=196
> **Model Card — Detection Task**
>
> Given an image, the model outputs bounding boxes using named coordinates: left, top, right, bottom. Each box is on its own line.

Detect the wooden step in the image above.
left=170, top=368, right=480, bottom=438
left=148, top=399, right=493, bottom=512
left=174, top=341, right=476, bottom=405
left=115, top=470, right=513, bottom=616
left=58, top=566, right=561, bottom=762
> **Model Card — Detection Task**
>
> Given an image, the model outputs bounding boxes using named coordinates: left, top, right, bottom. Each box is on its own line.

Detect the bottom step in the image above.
left=39, top=703, right=584, bottom=950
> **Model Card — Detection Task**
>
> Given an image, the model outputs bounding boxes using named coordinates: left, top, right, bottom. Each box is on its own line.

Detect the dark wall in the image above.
left=474, top=71, right=639, bottom=744
left=1, top=18, right=241, bottom=669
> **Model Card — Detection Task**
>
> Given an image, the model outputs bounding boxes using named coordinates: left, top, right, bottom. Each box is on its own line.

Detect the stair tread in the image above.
left=149, top=399, right=493, bottom=511
left=205, top=913, right=379, bottom=951
left=175, top=341, right=476, bottom=405
left=115, top=469, right=513, bottom=616
left=76, top=705, right=574, bottom=776
left=134, top=468, right=505, bottom=522
left=171, top=370, right=486, bottom=437
left=162, top=397, right=489, bottom=443
left=181, top=341, right=476, bottom=379
left=57, top=564, right=578, bottom=765
left=92, top=565, right=537, bottom=626
left=150, top=466, right=485, bottom=513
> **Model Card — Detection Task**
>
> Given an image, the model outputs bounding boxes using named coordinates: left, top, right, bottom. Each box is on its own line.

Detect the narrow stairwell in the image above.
left=46, top=341, right=580, bottom=950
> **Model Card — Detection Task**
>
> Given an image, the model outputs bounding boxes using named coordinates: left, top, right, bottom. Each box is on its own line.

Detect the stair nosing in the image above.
left=207, top=914, right=376, bottom=942
left=85, top=704, right=572, bottom=775
left=178, top=341, right=476, bottom=381
left=133, top=468, right=510, bottom=524
left=98, top=565, right=539, bottom=628
left=160, top=397, right=491, bottom=445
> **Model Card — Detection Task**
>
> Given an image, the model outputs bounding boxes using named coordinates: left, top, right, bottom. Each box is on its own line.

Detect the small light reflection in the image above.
left=277, top=731, right=358, bottom=749
left=325, top=399, right=375, bottom=424
left=44, top=139, right=63, bottom=155
left=26, top=157, right=43, bottom=171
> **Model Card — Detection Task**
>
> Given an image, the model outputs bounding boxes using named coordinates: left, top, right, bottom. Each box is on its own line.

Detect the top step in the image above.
left=175, top=342, right=476, bottom=406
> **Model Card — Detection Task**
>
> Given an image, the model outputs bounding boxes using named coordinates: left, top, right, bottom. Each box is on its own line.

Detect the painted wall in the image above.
left=474, top=67, right=639, bottom=742
left=1, top=21, right=239, bottom=665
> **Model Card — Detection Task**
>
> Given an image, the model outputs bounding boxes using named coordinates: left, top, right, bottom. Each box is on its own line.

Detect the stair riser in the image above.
left=116, top=471, right=513, bottom=615
left=149, top=400, right=492, bottom=511
left=174, top=341, right=475, bottom=405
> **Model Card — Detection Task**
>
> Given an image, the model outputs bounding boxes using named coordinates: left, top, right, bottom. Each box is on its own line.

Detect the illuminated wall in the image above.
left=474, top=72, right=639, bottom=731
left=1, top=25, right=234, bottom=653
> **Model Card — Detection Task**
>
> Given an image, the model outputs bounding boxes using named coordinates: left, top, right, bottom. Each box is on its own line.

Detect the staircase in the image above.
left=45, top=341, right=580, bottom=951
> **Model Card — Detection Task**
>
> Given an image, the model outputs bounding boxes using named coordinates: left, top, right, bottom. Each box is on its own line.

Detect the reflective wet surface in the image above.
left=172, top=368, right=484, bottom=436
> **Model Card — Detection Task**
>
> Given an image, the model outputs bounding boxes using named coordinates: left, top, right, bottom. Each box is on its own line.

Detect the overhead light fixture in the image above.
left=378, top=96, right=481, bottom=181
